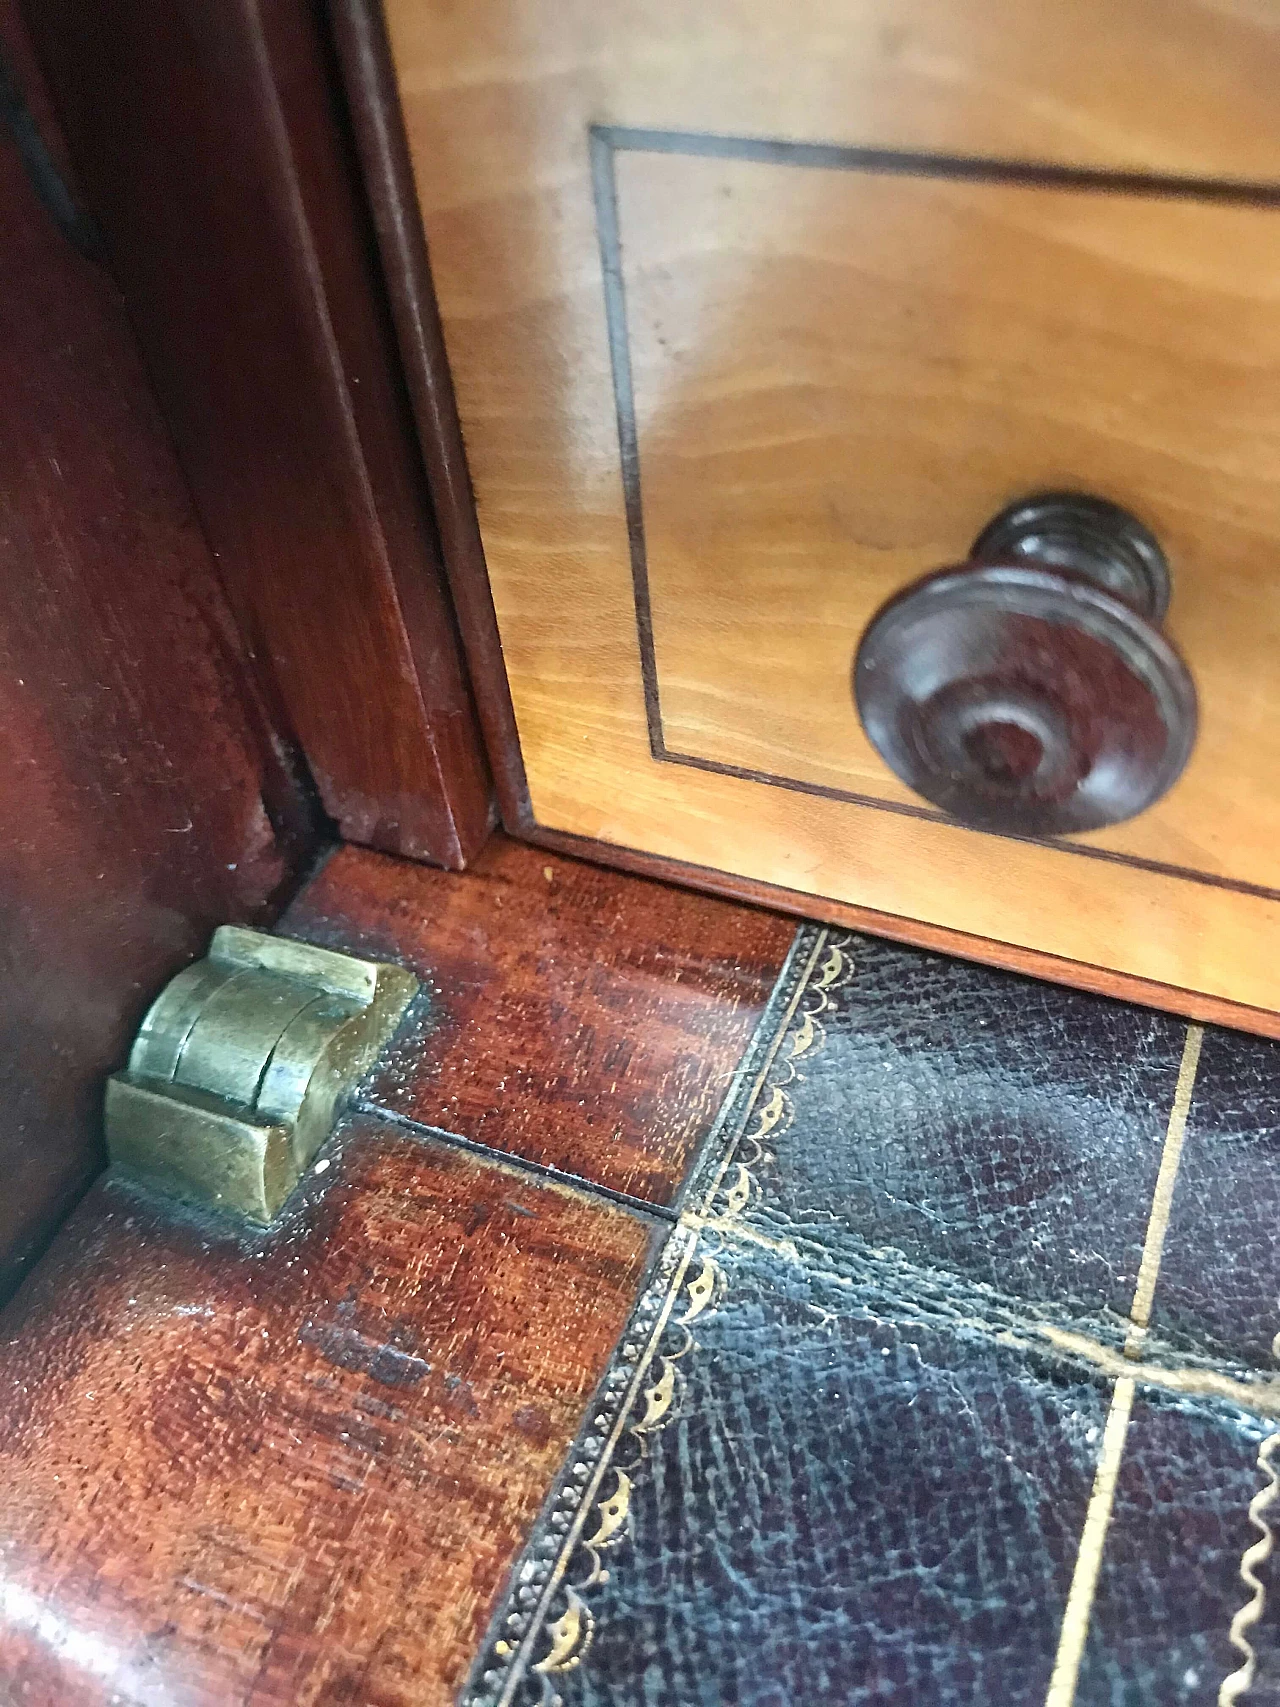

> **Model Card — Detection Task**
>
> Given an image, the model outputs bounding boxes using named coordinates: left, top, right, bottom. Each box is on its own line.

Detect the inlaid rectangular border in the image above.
left=589, top=122, right=1280, bottom=907
left=330, top=0, right=1280, bottom=1039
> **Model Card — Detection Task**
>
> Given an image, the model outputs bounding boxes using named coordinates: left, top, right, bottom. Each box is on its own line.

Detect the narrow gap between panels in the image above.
left=351, top=1099, right=680, bottom=1226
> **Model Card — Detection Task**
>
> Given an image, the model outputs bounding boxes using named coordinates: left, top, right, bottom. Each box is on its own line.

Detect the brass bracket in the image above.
left=105, top=928, right=418, bottom=1223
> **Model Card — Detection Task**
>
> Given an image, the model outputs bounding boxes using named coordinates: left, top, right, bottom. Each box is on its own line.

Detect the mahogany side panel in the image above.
left=23, top=0, right=494, bottom=867
left=0, top=1115, right=654, bottom=1705
left=0, top=3, right=310, bottom=1296
left=281, top=838, right=797, bottom=1204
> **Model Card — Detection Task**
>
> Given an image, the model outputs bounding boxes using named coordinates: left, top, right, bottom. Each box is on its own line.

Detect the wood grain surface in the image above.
left=0, top=3, right=308, bottom=1297
left=281, top=838, right=796, bottom=1204
left=524, top=824, right=1280, bottom=1042
left=0, top=1114, right=654, bottom=1706
left=624, top=152, right=1278, bottom=872
left=26, top=0, right=493, bottom=867
left=329, top=0, right=531, bottom=831
left=378, top=0, right=1280, bottom=1018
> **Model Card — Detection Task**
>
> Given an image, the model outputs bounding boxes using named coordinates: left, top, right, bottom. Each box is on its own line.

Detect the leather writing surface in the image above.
left=1153, top=1027, right=1280, bottom=1370
left=468, top=930, right=1280, bottom=1705
left=702, top=932, right=1188, bottom=1321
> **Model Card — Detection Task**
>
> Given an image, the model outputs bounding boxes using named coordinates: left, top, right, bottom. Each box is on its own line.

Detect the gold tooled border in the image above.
left=466, top=940, right=1280, bottom=1707
left=463, top=925, right=841, bottom=1706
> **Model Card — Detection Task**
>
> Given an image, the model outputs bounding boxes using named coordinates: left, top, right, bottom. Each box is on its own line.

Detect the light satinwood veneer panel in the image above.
left=384, top=0, right=1280, bottom=1019
left=624, top=150, right=1280, bottom=885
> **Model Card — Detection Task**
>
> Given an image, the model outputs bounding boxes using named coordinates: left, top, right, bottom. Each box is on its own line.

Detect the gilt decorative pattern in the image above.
left=464, top=929, right=1280, bottom=1706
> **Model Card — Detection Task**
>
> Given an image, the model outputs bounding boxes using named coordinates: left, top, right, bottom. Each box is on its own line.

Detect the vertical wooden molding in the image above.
left=25, top=0, right=494, bottom=867
left=327, top=0, right=533, bottom=829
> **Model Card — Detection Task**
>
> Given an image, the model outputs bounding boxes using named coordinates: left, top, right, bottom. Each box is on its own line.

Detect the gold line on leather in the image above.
left=1045, top=1376, right=1137, bottom=1707
left=1044, top=1022, right=1204, bottom=1707
left=1125, top=1024, right=1204, bottom=1353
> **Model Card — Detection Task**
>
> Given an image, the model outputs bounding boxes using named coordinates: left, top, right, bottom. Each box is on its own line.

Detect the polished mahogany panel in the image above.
left=24, top=0, right=493, bottom=866
left=0, top=1114, right=654, bottom=1706
left=0, top=2, right=308, bottom=1297
left=281, top=838, right=797, bottom=1204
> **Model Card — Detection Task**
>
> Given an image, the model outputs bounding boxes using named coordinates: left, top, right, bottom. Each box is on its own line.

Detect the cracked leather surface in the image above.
left=565, top=1237, right=1271, bottom=1707
left=703, top=933, right=1189, bottom=1324
left=1081, top=1392, right=1280, bottom=1703
left=467, top=929, right=1280, bottom=1707
left=1153, top=1026, right=1280, bottom=1368
left=562, top=1234, right=1107, bottom=1706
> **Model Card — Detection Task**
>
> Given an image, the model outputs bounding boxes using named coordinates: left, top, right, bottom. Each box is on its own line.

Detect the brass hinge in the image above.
left=105, top=928, right=418, bottom=1223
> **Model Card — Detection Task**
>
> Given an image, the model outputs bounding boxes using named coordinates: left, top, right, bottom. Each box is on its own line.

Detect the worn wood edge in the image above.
left=520, top=824, right=1280, bottom=1041
left=327, top=0, right=532, bottom=829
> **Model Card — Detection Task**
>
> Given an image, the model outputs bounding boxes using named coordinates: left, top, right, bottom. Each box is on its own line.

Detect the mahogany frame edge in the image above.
left=331, top=0, right=1280, bottom=1044
left=23, top=0, right=494, bottom=871
left=329, top=0, right=533, bottom=827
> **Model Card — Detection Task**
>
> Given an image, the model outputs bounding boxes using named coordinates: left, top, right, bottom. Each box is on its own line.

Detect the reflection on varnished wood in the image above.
left=384, top=0, right=1280, bottom=1021
left=280, top=838, right=796, bottom=1205
left=0, top=1121, right=654, bottom=1705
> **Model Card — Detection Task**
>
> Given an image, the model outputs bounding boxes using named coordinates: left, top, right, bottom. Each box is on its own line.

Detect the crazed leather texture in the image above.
left=1152, top=1027, right=1280, bottom=1370
left=465, top=930, right=1280, bottom=1707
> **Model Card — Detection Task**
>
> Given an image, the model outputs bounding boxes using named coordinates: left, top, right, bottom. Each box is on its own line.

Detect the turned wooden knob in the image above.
left=853, top=494, right=1197, bottom=836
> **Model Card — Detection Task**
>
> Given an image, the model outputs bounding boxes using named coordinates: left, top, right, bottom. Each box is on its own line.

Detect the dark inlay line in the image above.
left=589, top=122, right=1280, bottom=904
left=597, top=124, right=1280, bottom=206
left=659, top=748, right=1280, bottom=903
left=589, top=129, right=663, bottom=754
left=354, top=922, right=816, bottom=1226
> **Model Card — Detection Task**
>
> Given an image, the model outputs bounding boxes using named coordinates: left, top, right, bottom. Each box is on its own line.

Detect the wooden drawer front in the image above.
left=620, top=141, right=1280, bottom=881
left=382, top=0, right=1280, bottom=1026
